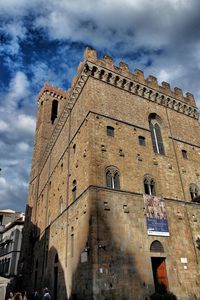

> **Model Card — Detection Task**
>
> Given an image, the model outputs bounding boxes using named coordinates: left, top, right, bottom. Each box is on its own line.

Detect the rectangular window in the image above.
left=107, top=126, right=114, bottom=137
left=138, top=136, right=146, bottom=146
left=182, top=150, right=188, bottom=159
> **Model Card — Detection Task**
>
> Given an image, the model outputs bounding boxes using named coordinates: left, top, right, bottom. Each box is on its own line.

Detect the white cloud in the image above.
left=0, top=120, right=10, bottom=132
left=3, top=71, right=30, bottom=110
left=16, top=114, right=36, bottom=134
left=0, top=177, right=8, bottom=189
left=17, top=142, right=29, bottom=152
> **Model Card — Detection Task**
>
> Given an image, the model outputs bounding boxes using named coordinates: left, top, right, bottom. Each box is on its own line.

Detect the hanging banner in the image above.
left=144, top=194, right=170, bottom=236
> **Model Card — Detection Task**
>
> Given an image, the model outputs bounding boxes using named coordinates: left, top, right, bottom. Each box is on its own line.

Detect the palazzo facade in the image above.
left=21, top=48, right=200, bottom=300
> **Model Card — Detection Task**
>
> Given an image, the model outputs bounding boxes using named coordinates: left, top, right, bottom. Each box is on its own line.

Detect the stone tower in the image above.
left=21, top=48, right=200, bottom=299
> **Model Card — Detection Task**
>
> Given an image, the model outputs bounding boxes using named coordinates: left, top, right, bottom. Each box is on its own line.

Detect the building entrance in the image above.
left=151, top=257, right=168, bottom=292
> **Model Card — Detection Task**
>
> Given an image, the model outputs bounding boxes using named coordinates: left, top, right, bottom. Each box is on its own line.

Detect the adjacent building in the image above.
left=22, top=48, right=200, bottom=299
left=0, top=210, right=25, bottom=279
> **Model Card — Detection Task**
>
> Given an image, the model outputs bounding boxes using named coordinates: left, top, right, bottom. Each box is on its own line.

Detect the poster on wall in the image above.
left=144, top=194, right=170, bottom=236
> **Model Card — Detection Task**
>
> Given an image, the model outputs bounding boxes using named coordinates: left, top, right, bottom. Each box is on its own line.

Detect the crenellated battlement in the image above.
left=83, top=47, right=197, bottom=108
left=38, top=82, right=69, bottom=102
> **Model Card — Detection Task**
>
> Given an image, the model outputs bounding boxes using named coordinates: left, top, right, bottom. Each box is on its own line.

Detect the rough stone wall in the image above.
left=22, top=48, right=200, bottom=300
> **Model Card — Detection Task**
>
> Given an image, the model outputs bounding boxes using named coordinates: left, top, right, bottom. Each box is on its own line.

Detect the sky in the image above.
left=0, top=0, right=200, bottom=212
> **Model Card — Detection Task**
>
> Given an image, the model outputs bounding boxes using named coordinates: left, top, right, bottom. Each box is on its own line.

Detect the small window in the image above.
left=190, top=184, right=199, bottom=202
left=51, top=100, right=58, bottom=124
left=182, top=150, right=188, bottom=159
left=138, top=136, right=146, bottom=146
left=107, top=126, right=114, bottom=137
left=72, top=180, right=77, bottom=201
left=144, top=175, right=156, bottom=195
left=73, top=144, right=76, bottom=153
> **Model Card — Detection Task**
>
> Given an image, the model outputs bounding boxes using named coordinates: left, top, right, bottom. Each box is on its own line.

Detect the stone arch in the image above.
left=150, top=240, right=164, bottom=253
left=144, top=174, right=156, bottom=195
left=105, top=166, right=120, bottom=190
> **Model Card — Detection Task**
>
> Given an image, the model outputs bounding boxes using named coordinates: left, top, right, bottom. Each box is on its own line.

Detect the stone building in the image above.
left=22, top=48, right=200, bottom=299
left=0, top=210, right=24, bottom=278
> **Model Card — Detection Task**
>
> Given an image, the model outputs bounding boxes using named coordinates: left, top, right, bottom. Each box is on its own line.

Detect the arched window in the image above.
left=72, top=180, right=77, bottom=202
left=149, top=114, right=165, bottom=155
left=144, top=175, right=156, bottom=195
left=51, top=100, right=58, bottom=124
left=150, top=240, right=164, bottom=253
left=105, top=166, right=120, bottom=190
left=189, top=184, right=199, bottom=201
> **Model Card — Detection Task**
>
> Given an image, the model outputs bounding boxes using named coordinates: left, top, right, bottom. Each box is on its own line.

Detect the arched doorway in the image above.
left=150, top=240, right=168, bottom=292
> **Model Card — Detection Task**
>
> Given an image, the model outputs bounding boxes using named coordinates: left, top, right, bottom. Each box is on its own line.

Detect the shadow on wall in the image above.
left=17, top=199, right=179, bottom=300
left=69, top=194, right=152, bottom=300
left=15, top=205, right=68, bottom=300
